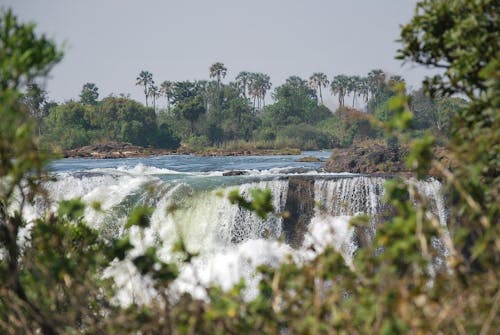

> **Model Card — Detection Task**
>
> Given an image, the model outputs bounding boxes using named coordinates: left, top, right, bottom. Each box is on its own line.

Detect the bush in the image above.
left=276, top=123, right=331, bottom=150
left=318, top=109, right=381, bottom=147
left=181, top=135, right=211, bottom=152
left=156, top=123, right=181, bottom=149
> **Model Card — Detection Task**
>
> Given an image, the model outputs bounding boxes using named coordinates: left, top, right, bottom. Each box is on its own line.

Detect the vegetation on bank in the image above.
left=1, top=1, right=498, bottom=334
left=25, top=52, right=463, bottom=154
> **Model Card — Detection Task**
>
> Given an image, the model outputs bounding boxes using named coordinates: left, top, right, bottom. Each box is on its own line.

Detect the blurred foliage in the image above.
left=1, top=1, right=499, bottom=334
left=228, top=188, right=275, bottom=220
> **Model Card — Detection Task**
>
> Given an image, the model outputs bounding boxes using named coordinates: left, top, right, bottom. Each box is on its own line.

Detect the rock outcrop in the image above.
left=324, top=144, right=409, bottom=175
left=222, top=170, right=248, bottom=176
left=282, top=176, right=316, bottom=248
left=324, top=143, right=457, bottom=176
left=297, top=156, right=323, bottom=162
left=63, top=142, right=172, bottom=159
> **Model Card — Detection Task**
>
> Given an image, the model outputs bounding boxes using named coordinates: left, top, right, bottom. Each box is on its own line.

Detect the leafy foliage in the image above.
left=43, top=96, right=179, bottom=149
left=228, top=188, right=275, bottom=220
left=79, top=82, right=99, bottom=105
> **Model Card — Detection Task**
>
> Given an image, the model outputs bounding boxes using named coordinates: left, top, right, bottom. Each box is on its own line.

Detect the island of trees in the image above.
left=25, top=62, right=464, bottom=155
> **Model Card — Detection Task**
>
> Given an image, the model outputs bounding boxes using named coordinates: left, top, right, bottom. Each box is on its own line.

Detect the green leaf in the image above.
left=125, top=206, right=153, bottom=229
left=109, top=236, right=134, bottom=261
left=57, top=199, right=85, bottom=220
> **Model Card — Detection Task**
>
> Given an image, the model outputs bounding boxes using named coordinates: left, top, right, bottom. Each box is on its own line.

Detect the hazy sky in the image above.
left=3, top=0, right=432, bottom=106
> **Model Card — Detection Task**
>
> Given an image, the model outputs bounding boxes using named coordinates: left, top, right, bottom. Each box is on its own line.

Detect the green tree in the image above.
left=93, top=96, right=158, bottom=146
left=248, top=72, right=271, bottom=110
left=209, top=62, right=227, bottom=88
left=367, top=74, right=404, bottom=114
left=367, top=68, right=386, bottom=97
left=309, top=72, right=329, bottom=104
left=358, top=76, right=370, bottom=104
left=347, top=75, right=361, bottom=107
left=0, top=8, right=66, bottom=334
left=235, top=71, right=251, bottom=98
left=398, top=0, right=498, bottom=98
left=148, top=84, right=160, bottom=113
left=135, top=70, right=154, bottom=106
left=79, top=82, right=99, bottom=105
left=159, top=80, right=174, bottom=112
left=22, top=83, right=47, bottom=135
left=330, top=74, right=349, bottom=107
left=170, top=80, right=199, bottom=105
left=44, top=101, right=91, bottom=148
left=399, top=0, right=499, bottom=269
left=262, top=76, right=328, bottom=129
left=179, top=96, right=206, bottom=135
left=410, top=87, right=464, bottom=135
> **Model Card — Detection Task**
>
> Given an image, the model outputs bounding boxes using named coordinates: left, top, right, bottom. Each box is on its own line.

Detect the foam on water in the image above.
left=91, top=164, right=187, bottom=176
left=108, top=214, right=355, bottom=305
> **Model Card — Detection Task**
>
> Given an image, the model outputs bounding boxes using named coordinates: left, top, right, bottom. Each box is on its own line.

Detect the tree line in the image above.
left=25, top=63, right=464, bottom=152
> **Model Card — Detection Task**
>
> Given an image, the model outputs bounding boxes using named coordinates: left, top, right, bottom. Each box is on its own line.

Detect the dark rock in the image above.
left=297, top=156, right=322, bottom=162
left=222, top=170, right=248, bottom=176
left=282, top=176, right=316, bottom=248
left=324, top=144, right=410, bottom=175
left=280, top=167, right=320, bottom=174
left=324, top=143, right=455, bottom=177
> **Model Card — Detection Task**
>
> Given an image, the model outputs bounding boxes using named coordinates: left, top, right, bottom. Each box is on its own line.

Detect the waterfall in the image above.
left=314, top=176, right=388, bottom=245
left=143, top=180, right=289, bottom=256
left=27, top=170, right=448, bottom=304
left=32, top=172, right=448, bottom=260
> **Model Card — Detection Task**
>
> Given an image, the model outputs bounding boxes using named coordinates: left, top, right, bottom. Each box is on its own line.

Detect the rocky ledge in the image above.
left=63, top=143, right=302, bottom=159
left=296, top=156, right=323, bottom=162
left=63, top=142, right=173, bottom=159
left=324, top=143, right=456, bottom=176
left=324, top=144, right=409, bottom=175
left=193, top=148, right=301, bottom=157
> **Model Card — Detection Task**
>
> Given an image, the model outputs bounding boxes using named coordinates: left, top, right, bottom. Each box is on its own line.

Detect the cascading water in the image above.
left=27, top=154, right=448, bottom=304
left=314, top=176, right=388, bottom=246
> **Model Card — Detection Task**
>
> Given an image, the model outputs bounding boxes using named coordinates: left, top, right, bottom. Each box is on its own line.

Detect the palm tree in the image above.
left=308, top=72, right=329, bottom=104
left=248, top=73, right=272, bottom=111
left=248, top=73, right=259, bottom=110
left=358, top=77, right=371, bottom=104
left=256, top=73, right=272, bottom=109
left=195, top=80, right=210, bottom=111
left=348, top=75, right=361, bottom=107
left=235, top=71, right=251, bottom=98
left=148, top=84, right=160, bottom=112
left=367, top=69, right=386, bottom=97
left=136, top=70, right=153, bottom=106
left=330, top=75, right=349, bottom=107
left=159, top=80, right=174, bottom=112
left=388, top=75, right=405, bottom=88
left=209, top=62, right=227, bottom=88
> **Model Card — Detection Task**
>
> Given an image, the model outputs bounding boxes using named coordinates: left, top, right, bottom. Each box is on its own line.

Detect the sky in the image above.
left=3, top=0, right=433, bottom=107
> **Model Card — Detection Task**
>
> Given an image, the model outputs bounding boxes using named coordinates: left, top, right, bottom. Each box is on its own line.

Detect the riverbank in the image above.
left=63, top=142, right=174, bottom=158
left=62, top=142, right=302, bottom=158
